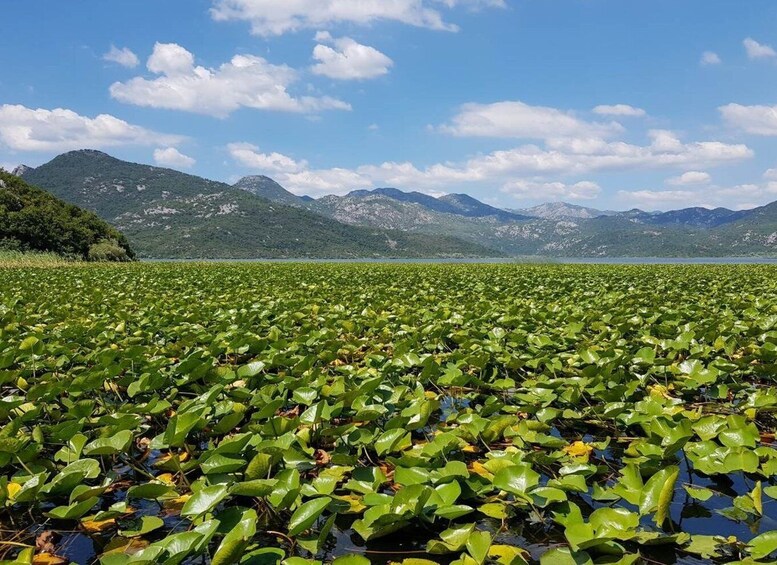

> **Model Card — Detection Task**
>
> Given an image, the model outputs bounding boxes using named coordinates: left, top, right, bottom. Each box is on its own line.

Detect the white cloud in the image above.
left=0, top=104, right=183, bottom=152
left=700, top=51, right=722, bottom=66
left=103, top=45, right=140, bottom=68
left=110, top=42, right=351, bottom=118
left=312, top=36, right=393, bottom=80
left=282, top=168, right=370, bottom=194
left=210, top=0, right=505, bottom=36
left=502, top=180, right=601, bottom=201
left=719, top=103, right=777, bottom=135
left=667, top=171, right=711, bottom=186
left=228, top=142, right=307, bottom=173
left=236, top=129, right=751, bottom=197
left=592, top=104, right=646, bottom=117
left=147, top=42, right=195, bottom=75
left=744, top=37, right=776, bottom=59
left=764, top=168, right=777, bottom=180
left=620, top=182, right=777, bottom=210
left=154, top=147, right=195, bottom=169
left=618, top=189, right=699, bottom=208
left=441, top=101, right=623, bottom=139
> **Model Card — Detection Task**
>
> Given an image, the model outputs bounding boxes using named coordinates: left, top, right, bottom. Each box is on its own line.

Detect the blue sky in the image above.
left=3, top=1, right=777, bottom=210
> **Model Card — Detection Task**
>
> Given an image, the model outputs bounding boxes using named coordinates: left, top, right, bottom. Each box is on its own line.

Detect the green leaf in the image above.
left=212, top=509, right=258, bottom=565
left=749, top=530, right=777, bottom=560
left=181, top=484, right=229, bottom=517
left=83, top=430, right=133, bottom=456
left=683, top=485, right=714, bottom=502
left=493, top=464, right=540, bottom=498
left=119, top=516, right=165, bottom=537
left=466, top=531, right=492, bottom=565
left=639, top=465, right=679, bottom=526
left=288, top=497, right=331, bottom=537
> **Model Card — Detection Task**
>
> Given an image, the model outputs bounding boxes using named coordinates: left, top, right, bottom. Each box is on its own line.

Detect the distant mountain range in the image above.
left=13, top=150, right=777, bottom=258
left=17, top=151, right=493, bottom=259
left=229, top=172, right=777, bottom=257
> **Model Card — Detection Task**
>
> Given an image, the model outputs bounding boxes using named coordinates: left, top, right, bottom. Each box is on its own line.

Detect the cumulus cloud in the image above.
left=764, top=168, right=777, bottom=180
left=0, top=104, right=183, bottom=152
left=744, top=37, right=776, bottom=59
left=502, top=180, right=601, bottom=201
left=440, top=101, right=623, bottom=139
left=103, top=45, right=140, bottom=68
left=719, top=103, right=777, bottom=135
left=209, top=0, right=505, bottom=36
left=283, top=168, right=370, bottom=194
left=618, top=190, right=699, bottom=208
left=667, top=171, right=711, bottom=186
left=620, top=182, right=777, bottom=210
left=700, top=51, right=722, bottom=66
left=154, top=147, right=195, bottom=169
left=228, top=142, right=307, bottom=173
left=230, top=128, right=751, bottom=197
left=312, top=35, right=393, bottom=80
left=110, top=42, right=351, bottom=117
left=592, top=104, right=646, bottom=117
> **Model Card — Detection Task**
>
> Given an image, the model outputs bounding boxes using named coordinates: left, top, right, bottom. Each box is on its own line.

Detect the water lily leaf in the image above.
left=211, top=509, right=258, bottom=565
left=46, top=497, right=99, bottom=520
left=181, top=484, right=229, bottom=518
left=374, top=429, right=412, bottom=456
left=466, top=531, right=492, bottom=564
left=288, top=497, right=331, bottom=537
left=492, top=465, right=540, bottom=498
left=84, top=430, right=133, bottom=456
left=683, top=485, right=714, bottom=502
left=639, top=465, right=679, bottom=526
left=748, top=530, right=777, bottom=560
left=118, top=516, right=165, bottom=538
left=539, top=548, right=593, bottom=565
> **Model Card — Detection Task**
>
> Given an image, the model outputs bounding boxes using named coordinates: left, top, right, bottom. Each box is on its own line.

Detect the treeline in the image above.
left=0, top=170, right=135, bottom=261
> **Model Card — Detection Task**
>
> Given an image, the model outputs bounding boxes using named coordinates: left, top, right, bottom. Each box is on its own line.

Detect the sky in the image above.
left=3, top=1, right=777, bottom=211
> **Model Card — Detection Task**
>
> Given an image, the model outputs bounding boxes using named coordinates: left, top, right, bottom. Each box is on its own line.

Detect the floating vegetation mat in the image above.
left=1, top=263, right=777, bottom=564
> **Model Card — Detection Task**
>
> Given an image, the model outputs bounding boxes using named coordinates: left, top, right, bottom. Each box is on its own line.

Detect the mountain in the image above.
left=517, top=202, right=615, bottom=221
left=437, top=193, right=529, bottom=221
left=234, top=175, right=312, bottom=207
left=11, top=165, right=34, bottom=177
left=20, top=151, right=496, bottom=259
left=0, top=169, right=134, bottom=260
left=621, top=207, right=750, bottom=228
left=295, top=185, right=777, bottom=257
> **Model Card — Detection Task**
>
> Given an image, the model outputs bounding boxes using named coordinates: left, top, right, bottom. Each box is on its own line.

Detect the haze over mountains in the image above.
left=13, top=150, right=777, bottom=259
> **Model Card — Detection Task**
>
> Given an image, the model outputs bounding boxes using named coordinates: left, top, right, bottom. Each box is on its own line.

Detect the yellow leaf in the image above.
left=81, top=518, right=116, bottom=533
left=102, top=537, right=149, bottom=556
left=563, top=441, right=594, bottom=459
left=162, top=494, right=191, bottom=513
left=648, top=384, right=672, bottom=399
left=470, top=461, right=493, bottom=479
left=332, top=494, right=366, bottom=514
left=7, top=482, right=22, bottom=500
left=32, top=554, right=68, bottom=565
left=156, top=473, right=176, bottom=485
left=462, top=445, right=480, bottom=453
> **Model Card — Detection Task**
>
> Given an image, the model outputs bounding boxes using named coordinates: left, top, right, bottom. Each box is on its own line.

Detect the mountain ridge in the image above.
left=20, top=150, right=498, bottom=259
left=18, top=150, right=777, bottom=258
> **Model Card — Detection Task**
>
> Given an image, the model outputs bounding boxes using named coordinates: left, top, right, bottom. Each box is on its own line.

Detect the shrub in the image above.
left=88, top=239, right=132, bottom=262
